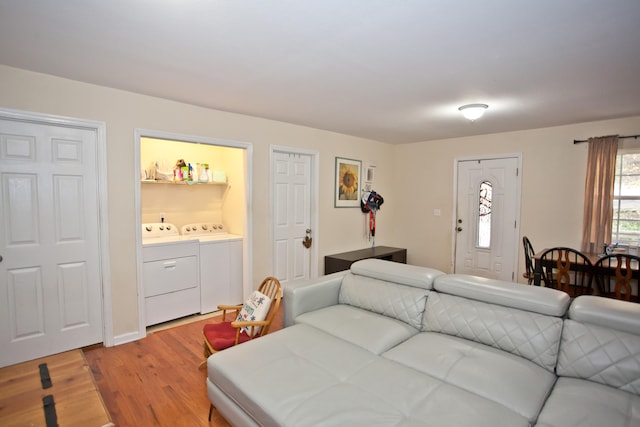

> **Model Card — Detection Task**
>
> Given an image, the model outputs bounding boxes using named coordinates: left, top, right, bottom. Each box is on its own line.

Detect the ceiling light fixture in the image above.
left=458, top=104, right=488, bottom=121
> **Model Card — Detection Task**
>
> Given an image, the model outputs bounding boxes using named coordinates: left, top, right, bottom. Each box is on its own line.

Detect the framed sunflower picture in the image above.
left=334, top=157, right=361, bottom=208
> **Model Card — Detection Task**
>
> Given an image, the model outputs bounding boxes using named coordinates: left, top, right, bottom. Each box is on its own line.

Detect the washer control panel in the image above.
left=141, top=223, right=179, bottom=238
left=181, top=223, right=228, bottom=236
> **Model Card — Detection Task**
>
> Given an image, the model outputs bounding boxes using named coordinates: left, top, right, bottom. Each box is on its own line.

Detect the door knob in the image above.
left=303, top=228, right=312, bottom=248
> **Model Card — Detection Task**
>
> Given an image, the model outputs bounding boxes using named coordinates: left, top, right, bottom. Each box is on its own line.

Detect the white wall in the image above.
left=2, top=65, right=639, bottom=342
left=392, top=116, right=640, bottom=279
left=0, top=65, right=395, bottom=340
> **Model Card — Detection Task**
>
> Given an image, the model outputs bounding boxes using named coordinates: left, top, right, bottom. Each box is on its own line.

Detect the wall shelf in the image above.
left=141, top=180, right=227, bottom=186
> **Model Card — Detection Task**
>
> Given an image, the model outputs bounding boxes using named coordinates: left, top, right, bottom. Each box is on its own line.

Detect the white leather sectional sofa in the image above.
left=206, top=259, right=640, bottom=426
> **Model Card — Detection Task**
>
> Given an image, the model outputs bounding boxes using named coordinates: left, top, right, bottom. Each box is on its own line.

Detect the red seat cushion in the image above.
left=203, top=322, right=252, bottom=351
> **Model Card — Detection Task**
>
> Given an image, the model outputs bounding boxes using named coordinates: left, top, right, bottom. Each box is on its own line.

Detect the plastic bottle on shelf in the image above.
left=199, top=163, right=209, bottom=182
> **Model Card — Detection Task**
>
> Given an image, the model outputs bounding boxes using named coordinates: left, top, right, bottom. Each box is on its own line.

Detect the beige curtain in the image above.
left=581, top=135, right=619, bottom=253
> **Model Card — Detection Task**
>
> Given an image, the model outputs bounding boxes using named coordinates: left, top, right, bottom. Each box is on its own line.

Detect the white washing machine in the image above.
left=182, top=223, right=243, bottom=314
left=141, top=223, right=200, bottom=326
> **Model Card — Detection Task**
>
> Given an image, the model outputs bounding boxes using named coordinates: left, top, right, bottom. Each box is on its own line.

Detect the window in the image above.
left=478, top=181, right=492, bottom=248
left=612, top=151, right=640, bottom=244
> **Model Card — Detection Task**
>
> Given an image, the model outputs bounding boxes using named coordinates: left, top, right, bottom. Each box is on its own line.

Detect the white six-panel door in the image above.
left=272, top=151, right=312, bottom=283
left=0, top=118, right=103, bottom=367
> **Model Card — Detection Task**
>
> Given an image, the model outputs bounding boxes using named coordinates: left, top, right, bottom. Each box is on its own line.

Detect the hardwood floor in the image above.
left=0, top=350, right=112, bottom=427
left=84, top=307, right=283, bottom=426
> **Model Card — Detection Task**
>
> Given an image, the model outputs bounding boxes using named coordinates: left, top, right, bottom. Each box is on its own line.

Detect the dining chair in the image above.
left=539, top=247, right=595, bottom=298
left=522, top=236, right=535, bottom=285
left=593, top=253, right=640, bottom=303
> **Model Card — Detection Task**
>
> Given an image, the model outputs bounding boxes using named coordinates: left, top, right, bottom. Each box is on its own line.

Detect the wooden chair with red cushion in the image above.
left=199, top=276, right=282, bottom=369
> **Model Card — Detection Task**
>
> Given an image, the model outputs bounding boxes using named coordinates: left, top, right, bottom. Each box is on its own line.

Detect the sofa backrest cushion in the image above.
left=557, top=296, right=640, bottom=395
left=566, top=295, right=640, bottom=335
left=339, top=275, right=428, bottom=330
left=349, top=259, right=444, bottom=290
left=424, top=275, right=570, bottom=372
left=434, top=274, right=571, bottom=317
left=339, top=260, right=443, bottom=329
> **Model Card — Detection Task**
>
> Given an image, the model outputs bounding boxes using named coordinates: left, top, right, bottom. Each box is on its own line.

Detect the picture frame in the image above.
left=334, top=157, right=362, bottom=208
left=365, top=166, right=375, bottom=183
left=364, top=166, right=375, bottom=192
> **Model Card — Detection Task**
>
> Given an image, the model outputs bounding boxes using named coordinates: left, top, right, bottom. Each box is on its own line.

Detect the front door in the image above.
left=454, top=156, right=520, bottom=281
left=0, top=117, right=104, bottom=367
left=272, top=150, right=314, bottom=283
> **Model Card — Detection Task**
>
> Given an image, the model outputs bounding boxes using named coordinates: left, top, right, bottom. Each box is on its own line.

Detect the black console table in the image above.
left=324, top=246, right=407, bottom=274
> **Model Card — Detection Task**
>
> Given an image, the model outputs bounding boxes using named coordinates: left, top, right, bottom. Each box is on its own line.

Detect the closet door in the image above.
left=0, top=118, right=103, bottom=367
left=272, top=151, right=312, bottom=283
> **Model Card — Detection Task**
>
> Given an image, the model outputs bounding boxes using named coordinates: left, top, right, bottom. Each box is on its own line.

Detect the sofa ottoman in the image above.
left=207, top=322, right=534, bottom=426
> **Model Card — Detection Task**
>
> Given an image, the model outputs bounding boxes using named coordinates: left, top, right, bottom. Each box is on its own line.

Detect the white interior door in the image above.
left=0, top=118, right=104, bottom=367
left=272, top=150, right=313, bottom=283
left=454, top=156, right=520, bottom=281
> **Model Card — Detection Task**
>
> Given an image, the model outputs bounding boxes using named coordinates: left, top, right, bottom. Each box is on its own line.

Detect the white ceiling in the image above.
left=1, top=1, right=639, bottom=144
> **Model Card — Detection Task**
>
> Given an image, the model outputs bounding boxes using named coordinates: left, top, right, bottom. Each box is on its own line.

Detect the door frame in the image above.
left=133, top=129, right=253, bottom=340
left=452, top=153, right=522, bottom=280
left=269, top=145, right=320, bottom=280
left=0, top=107, right=113, bottom=346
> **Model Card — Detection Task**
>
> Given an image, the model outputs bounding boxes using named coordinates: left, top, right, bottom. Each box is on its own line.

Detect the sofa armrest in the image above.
left=283, top=271, right=347, bottom=327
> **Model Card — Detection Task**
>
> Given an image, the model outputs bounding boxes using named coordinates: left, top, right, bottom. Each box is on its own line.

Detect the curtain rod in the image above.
left=573, top=134, right=640, bottom=144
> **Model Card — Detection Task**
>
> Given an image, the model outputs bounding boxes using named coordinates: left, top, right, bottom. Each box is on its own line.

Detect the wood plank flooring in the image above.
left=84, top=307, right=283, bottom=426
left=0, top=349, right=112, bottom=427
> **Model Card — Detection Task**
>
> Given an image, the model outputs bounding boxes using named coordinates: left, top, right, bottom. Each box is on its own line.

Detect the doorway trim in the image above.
left=269, top=145, right=320, bottom=280
left=452, top=152, right=522, bottom=279
left=0, top=107, right=113, bottom=346
left=133, top=129, right=253, bottom=340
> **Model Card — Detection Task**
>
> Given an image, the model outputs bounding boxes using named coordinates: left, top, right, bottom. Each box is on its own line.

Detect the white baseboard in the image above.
left=112, top=330, right=146, bottom=346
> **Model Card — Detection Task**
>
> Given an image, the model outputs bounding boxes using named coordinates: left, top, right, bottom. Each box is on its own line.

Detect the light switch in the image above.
left=434, top=209, right=441, bottom=216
